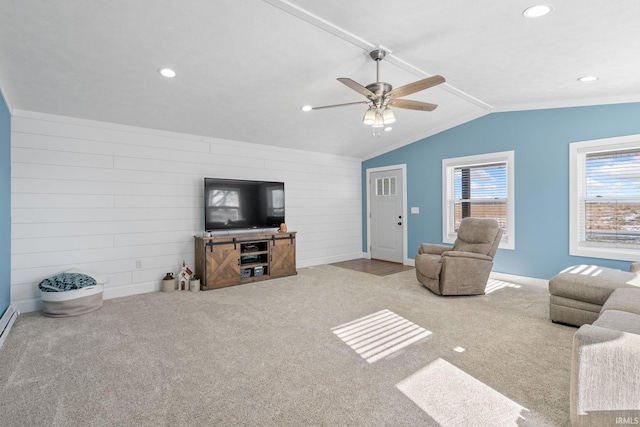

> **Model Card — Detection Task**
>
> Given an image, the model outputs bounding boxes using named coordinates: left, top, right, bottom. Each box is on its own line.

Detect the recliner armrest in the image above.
left=418, top=243, right=451, bottom=255
left=442, top=251, right=493, bottom=262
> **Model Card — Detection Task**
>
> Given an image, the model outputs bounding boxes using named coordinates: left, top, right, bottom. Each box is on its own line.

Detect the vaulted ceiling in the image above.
left=1, top=1, right=639, bottom=159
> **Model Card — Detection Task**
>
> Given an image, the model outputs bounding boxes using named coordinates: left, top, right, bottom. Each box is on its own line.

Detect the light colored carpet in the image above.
left=0, top=265, right=575, bottom=426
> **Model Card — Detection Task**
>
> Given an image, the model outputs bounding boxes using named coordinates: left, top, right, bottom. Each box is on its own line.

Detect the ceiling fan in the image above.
left=305, top=49, right=445, bottom=130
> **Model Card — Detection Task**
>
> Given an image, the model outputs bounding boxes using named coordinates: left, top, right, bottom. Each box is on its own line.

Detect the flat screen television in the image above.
left=204, top=178, right=285, bottom=231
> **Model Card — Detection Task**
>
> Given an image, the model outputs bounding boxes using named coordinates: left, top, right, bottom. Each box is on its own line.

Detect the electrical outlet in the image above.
left=135, top=259, right=142, bottom=269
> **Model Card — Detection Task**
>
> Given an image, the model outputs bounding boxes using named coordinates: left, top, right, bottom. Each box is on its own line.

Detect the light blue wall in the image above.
left=0, top=90, right=10, bottom=316
left=363, top=102, right=640, bottom=280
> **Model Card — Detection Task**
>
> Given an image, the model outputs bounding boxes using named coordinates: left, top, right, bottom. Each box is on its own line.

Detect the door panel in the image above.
left=370, top=169, right=403, bottom=263
left=205, top=243, right=240, bottom=288
left=271, top=236, right=297, bottom=277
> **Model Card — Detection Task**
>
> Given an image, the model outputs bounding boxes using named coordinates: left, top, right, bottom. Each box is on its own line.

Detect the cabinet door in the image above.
left=270, top=237, right=296, bottom=277
left=205, top=243, right=240, bottom=288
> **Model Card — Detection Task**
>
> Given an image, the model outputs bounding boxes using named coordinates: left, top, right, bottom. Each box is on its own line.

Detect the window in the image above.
left=443, top=151, right=514, bottom=249
left=570, top=134, right=640, bottom=261
left=376, top=177, right=397, bottom=196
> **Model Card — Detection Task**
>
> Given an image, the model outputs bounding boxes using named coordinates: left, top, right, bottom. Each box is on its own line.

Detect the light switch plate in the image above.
left=411, top=207, right=419, bottom=214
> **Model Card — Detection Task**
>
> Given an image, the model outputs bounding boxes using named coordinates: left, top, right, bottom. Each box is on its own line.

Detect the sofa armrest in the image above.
left=419, top=243, right=451, bottom=255
left=571, top=325, right=640, bottom=426
left=438, top=252, right=494, bottom=295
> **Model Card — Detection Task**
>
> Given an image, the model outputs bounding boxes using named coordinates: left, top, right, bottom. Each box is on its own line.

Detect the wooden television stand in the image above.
left=194, top=231, right=297, bottom=290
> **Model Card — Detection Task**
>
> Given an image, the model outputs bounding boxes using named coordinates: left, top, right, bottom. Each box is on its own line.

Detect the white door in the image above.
left=370, top=169, right=404, bottom=263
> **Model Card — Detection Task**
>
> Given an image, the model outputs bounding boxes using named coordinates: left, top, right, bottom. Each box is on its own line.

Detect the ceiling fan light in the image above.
left=372, top=111, right=384, bottom=128
left=362, top=108, right=376, bottom=125
left=382, top=108, right=396, bottom=124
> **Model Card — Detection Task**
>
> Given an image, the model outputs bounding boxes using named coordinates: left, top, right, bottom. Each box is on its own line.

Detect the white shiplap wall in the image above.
left=11, top=110, right=363, bottom=313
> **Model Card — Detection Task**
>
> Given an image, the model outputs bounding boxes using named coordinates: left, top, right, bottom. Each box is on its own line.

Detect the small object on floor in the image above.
left=38, top=269, right=109, bottom=317
left=190, top=275, right=200, bottom=292
left=161, top=272, right=177, bottom=292
left=177, top=260, right=193, bottom=291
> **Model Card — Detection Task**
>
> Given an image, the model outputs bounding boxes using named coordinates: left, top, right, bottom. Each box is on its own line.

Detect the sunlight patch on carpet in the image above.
left=397, top=358, right=528, bottom=426
left=485, top=279, right=521, bottom=294
left=331, top=309, right=431, bottom=363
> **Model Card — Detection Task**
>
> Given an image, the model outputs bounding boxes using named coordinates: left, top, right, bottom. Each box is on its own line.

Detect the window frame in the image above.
left=442, top=150, right=515, bottom=250
left=569, top=134, right=640, bottom=261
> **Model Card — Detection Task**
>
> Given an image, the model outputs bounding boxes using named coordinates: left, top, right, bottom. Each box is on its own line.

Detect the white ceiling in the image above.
left=1, top=0, right=639, bottom=159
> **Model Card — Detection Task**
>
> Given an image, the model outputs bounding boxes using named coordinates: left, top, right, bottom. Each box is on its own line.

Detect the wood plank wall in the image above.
left=10, top=110, right=363, bottom=312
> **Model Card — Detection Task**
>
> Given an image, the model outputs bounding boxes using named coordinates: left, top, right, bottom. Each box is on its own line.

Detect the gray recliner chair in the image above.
left=415, top=218, right=502, bottom=295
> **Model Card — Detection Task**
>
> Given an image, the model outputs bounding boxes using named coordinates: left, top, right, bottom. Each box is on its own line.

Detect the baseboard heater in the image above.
left=0, top=305, right=19, bottom=350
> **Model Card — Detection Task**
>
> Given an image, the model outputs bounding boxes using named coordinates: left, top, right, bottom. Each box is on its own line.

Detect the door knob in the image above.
left=397, top=222, right=402, bottom=225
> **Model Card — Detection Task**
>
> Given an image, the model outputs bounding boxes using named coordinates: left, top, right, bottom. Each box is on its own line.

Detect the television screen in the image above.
left=204, top=178, right=285, bottom=231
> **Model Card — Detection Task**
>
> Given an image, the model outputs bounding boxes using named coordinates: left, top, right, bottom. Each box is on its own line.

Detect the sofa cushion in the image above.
left=601, top=288, right=640, bottom=315
left=593, top=309, right=640, bottom=335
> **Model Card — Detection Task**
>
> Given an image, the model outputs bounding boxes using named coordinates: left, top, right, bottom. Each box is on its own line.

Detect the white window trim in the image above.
left=569, top=134, right=640, bottom=261
left=442, top=150, right=515, bottom=250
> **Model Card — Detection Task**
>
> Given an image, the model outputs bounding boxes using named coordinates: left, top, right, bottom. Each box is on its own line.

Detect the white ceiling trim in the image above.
left=385, top=53, right=493, bottom=110
left=491, top=93, right=640, bottom=113
left=263, top=0, right=492, bottom=111
left=262, top=0, right=376, bottom=51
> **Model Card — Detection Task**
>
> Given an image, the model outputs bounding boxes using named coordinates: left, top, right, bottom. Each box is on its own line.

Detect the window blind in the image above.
left=582, top=148, right=640, bottom=246
left=451, top=162, right=507, bottom=231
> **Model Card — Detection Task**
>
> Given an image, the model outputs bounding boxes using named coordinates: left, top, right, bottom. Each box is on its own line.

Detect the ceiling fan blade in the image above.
left=337, top=78, right=377, bottom=99
left=386, top=75, right=445, bottom=99
left=310, top=100, right=369, bottom=110
left=390, top=99, right=438, bottom=112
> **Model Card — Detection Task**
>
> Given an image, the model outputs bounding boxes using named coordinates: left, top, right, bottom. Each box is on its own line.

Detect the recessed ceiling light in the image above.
left=523, top=5, right=552, bottom=18
left=158, top=68, right=176, bottom=78
left=301, top=105, right=312, bottom=112
left=578, top=76, right=599, bottom=82
left=384, top=126, right=393, bottom=132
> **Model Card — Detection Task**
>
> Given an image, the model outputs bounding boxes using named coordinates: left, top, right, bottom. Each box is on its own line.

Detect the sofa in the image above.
left=570, top=287, right=640, bottom=426
left=549, top=263, right=640, bottom=327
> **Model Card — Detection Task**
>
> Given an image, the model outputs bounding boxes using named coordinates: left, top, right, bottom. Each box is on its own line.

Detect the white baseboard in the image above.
left=490, top=271, right=549, bottom=289
left=12, top=298, right=41, bottom=314
left=298, top=252, right=366, bottom=269
left=102, top=281, right=160, bottom=300
left=0, top=305, right=20, bottom=350
left=407, top=257, right=547, bottom=288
